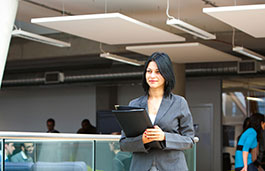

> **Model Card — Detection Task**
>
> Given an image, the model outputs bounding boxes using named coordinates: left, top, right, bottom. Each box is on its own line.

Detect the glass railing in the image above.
left=0, top=132, right=198, bottom=171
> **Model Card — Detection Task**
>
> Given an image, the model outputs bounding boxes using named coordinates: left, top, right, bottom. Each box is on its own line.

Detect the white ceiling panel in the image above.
left=203, top=4, right=265, bottom=38
left=126, top=43, right=241, bottom=63
left=31, top=13, right=185, bottom=45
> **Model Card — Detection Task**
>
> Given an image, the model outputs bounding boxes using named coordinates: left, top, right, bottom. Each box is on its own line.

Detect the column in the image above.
left=172, top=63, right=186, bottom=97
left=0, top=0, right=19, bottom=87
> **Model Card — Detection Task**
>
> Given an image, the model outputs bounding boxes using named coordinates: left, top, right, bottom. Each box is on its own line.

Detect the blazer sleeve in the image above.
left=119, top=98, right=149, bottom=153
left=119, top=130, right=149, bottom=153
left=163, top=97, right=195, bottom=150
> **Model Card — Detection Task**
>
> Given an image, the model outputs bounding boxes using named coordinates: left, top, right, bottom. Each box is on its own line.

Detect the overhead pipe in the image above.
left=2, top=72, right=143, bottom=87
left=3, top=78, right=45, bottom=86
left=2, top=64, right=265, bottom=87
left=186, top=63, right=265, bottom=76
left=64, top=72, right=142, bottom=82
left=186, top=66, right=238, bottom=75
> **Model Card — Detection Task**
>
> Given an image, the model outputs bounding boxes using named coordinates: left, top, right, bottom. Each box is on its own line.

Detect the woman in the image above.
left=235, top=113, right=265, bottom=171
left=119, top=52, right=195, bottom=171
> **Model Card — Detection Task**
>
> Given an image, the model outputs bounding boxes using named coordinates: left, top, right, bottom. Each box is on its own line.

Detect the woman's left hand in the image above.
left=144, top=125, right=165, bottom=142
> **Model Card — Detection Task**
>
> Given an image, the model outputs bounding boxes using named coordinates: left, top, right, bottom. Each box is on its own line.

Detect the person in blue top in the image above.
left=235, top=113, right=265, bottom=171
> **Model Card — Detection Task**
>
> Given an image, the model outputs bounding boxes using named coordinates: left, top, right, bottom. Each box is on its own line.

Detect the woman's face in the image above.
left=145, top=61, right=165, bottom=90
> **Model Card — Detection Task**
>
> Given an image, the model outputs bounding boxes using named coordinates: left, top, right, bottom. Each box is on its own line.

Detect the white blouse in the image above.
left=149, top=114, right=156, bottom=125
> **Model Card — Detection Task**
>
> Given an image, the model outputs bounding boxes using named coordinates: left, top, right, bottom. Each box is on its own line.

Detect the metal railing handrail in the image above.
left=0, top=131, right=121, bottom=141
left=0, top=131, right=199, bottom=143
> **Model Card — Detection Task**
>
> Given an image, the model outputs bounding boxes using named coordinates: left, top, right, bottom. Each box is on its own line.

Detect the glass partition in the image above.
left=4, top=139, right=94, bottom=171
left=222, top=77, right=265, bottom=170
left=184, top=144, right=196, bottom=171
left=95, top=140, right=197, bottom=171
left=0, top=133, right=197, bottom=171
left=0, top=139, right=2, bottom=171
left=95, top=141, right=132, bottom=171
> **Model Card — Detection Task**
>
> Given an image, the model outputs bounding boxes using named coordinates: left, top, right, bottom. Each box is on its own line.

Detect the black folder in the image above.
left=113, top=105, right=162, bottom=149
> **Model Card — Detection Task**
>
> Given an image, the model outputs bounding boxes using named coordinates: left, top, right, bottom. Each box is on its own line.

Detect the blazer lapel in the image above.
left=139, top=95, right=148, bottom=111
left=154, top=94, right=173, bottom=125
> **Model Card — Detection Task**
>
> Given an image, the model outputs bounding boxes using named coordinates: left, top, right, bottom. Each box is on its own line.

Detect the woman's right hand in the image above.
left=142, top=130, right=153, bottom=144
left=142, top=126, right=165, bottom=144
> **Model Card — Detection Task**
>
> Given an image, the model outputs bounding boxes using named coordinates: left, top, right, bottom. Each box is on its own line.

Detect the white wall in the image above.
left=0, top=83, right=144, bottom=133
left=117, top=83, right=144, bottom=105
left=0, top=85, right=96, bottom=133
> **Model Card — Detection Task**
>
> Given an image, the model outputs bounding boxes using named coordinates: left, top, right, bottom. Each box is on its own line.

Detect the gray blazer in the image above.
left=119, top=93, right=194, bottom=171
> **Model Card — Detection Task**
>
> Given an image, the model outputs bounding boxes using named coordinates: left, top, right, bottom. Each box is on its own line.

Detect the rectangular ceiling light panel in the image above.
left=31, top=13, right=185, bottom=45
left=126, top=43, right=241, bottom=63
left=203, top=4, right=265, bottom=38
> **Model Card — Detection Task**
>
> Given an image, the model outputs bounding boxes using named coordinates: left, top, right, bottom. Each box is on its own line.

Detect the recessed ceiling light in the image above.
left=246, top=96, right=264, bottom=102
left=166, top=18, right=216, bottom=40
left=233, top=46, right=265, bottom=61
left=12, top=29, right=71, bottom=47
left=100, top=53, right=144, bottom=66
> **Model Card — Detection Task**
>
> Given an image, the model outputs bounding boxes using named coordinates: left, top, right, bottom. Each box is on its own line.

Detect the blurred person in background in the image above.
left=11, top=143, right=34, bottom=162
left=46, top=118, right=60, bottom=133
left=77, top=119, right=97, bottom=134
left=235, top=113, right=265, bottom=171
left=0, top=143, right=15, bottom=162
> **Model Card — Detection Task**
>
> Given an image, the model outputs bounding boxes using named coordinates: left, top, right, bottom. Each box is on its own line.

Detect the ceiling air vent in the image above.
left=44, top=72, right=64, bottom=84
left=237, top=60, right=259, bottom=74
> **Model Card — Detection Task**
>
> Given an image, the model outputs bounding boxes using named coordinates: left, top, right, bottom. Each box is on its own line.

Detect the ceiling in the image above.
left=15, top=0, right=265, bottom=32
left=7, top=0, right=265, bottom=73
left=203, top=4, right=265, bottom=38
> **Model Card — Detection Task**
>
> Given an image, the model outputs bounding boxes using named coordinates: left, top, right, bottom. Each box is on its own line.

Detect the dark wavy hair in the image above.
left=249, top=113, right=264, bottom=134
left=142, top=52, right=175, bottom=97
left=243, top=117, right=250, bottom=131
left=238, top=113, right=264, bottom=142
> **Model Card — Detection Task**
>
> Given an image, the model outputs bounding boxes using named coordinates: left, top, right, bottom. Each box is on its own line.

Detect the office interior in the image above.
left=1, top=0, right=265, bottom=171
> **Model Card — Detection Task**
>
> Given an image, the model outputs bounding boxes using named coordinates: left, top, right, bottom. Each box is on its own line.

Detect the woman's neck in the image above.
left=148, top=87, right=164, bottom=99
